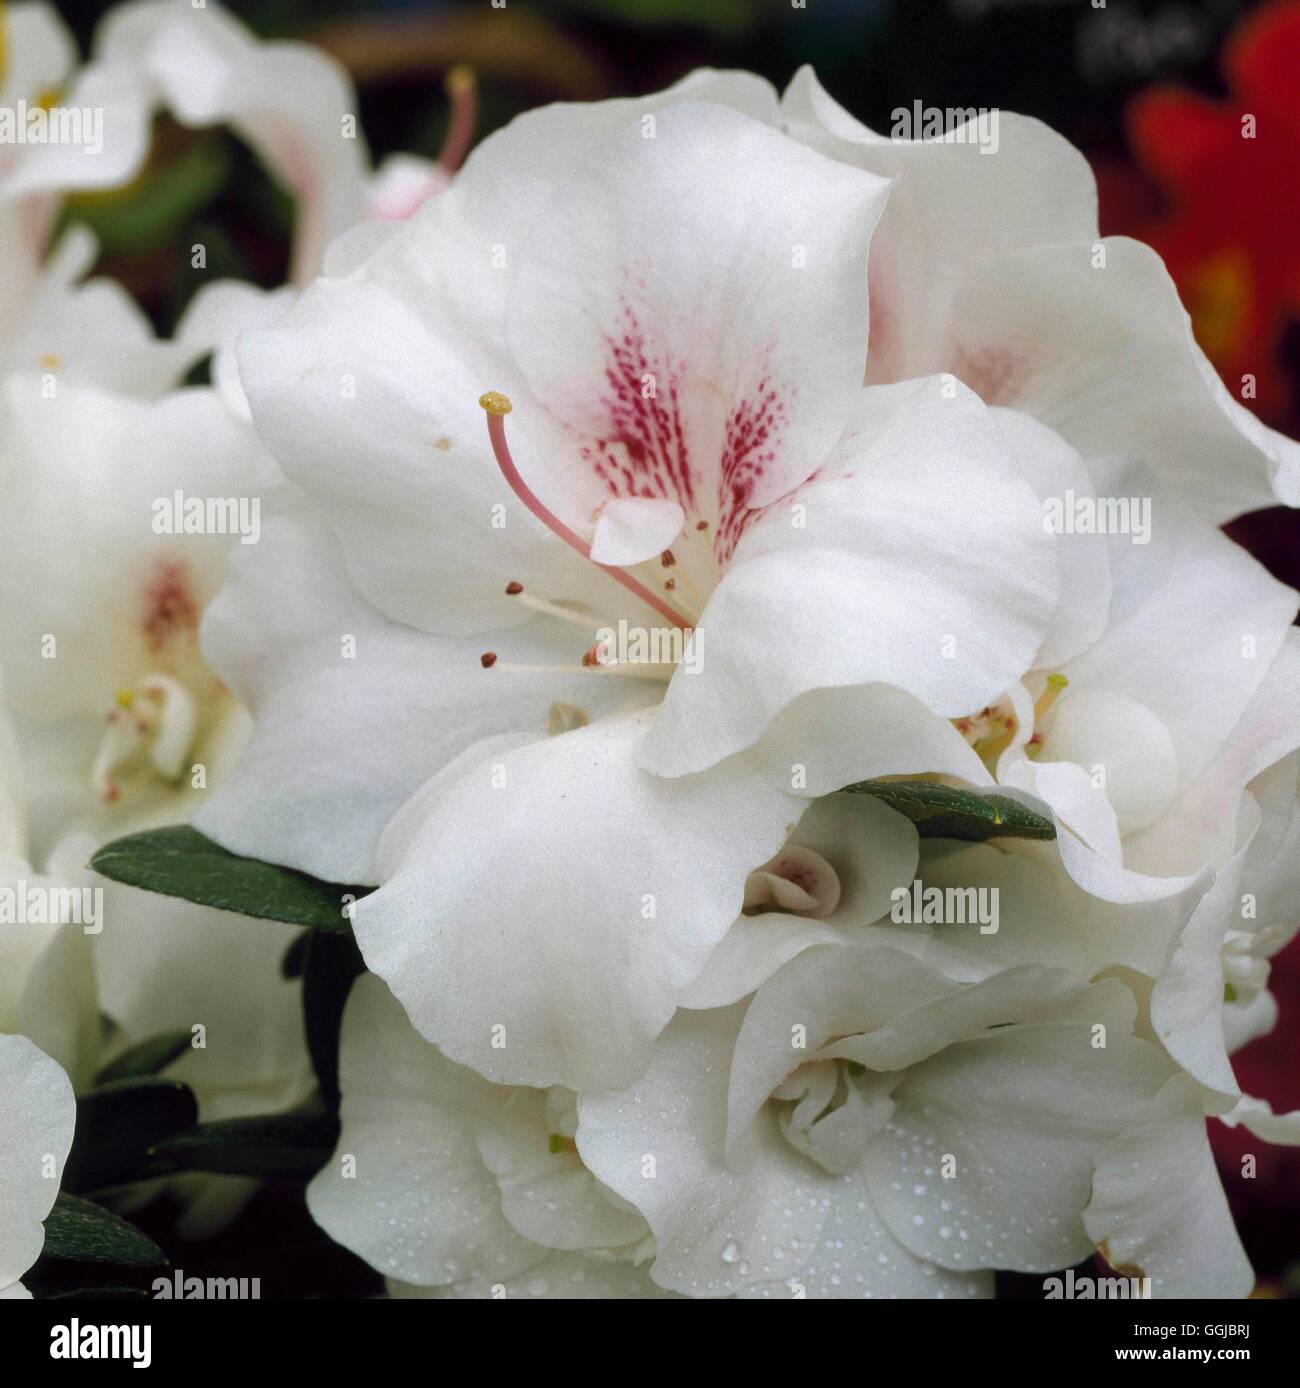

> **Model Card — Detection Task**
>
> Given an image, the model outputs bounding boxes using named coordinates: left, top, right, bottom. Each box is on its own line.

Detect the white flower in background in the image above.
left=0, top=0, right=420, bottom=303
left=85, top=0, right=370, bottom=286
left=0, top=1033, right=74, bottom=1298
left=0, top=5, right=331, bottom=398
left=0, top=3, right=123, bottom=280
left=0, top=378, right=311, bottom=1120
left=85, top=2, right=474, bottom=284
left=308, top=974, right=670, bottom=1299
left=2, top=225, right=214, bottom=396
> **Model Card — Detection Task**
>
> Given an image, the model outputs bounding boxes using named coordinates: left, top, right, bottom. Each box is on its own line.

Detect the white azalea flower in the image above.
left=0, top=1033, right=75, bottom=1298
left=195, top=81, right=1068, bottom=1089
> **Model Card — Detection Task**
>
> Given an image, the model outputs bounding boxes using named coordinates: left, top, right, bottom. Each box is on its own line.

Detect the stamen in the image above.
left=479, top=393, right=693, bottom=631
left=503, top=581, right=612, bottom=633
left=437, top=66, right=478, bottom=174
left=1034, top=673, right=1068, bottom=724
left=481, top=653, right=673, bottom=682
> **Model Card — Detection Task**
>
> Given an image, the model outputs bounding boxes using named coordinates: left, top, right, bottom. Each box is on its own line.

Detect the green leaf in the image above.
left=302, top=930, right=367, bottom=1104
left=838, top=779, right=1056, bottom=842
left=146, top=1107, right=339, bottom=1179
left=94, top=1031, right=194, bottom=1086
left=282, top=930, right=311, bottom=979
left=90, top=825, right=366, bottom=933
left=42, top=1194, right=166, bottom=1267
left=64, top=1078, right=198, bottom=1194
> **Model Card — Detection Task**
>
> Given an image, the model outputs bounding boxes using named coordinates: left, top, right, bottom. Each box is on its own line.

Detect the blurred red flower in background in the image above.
left=1116, top=1, right=1300, bottom=429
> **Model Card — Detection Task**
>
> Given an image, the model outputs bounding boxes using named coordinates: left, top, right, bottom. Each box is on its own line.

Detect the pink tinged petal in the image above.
left=784, top=68, right=1298, bottom=519
left=781, top=68, right=1099, bottom=393
left=507, top=101, right=891, bottom=547
left=643, top=377, right=1059, bottom=778
left=936, top=241, right=1299, bottom=522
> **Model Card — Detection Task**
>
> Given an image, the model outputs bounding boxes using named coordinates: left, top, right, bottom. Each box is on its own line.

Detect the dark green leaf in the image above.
left=42, top=1194, right=165, bottom=1267
left=302, top=930, right=366, bottom=1104
left=282, top=931, right=312, bottom=979
left=838, top=779, right=1056, bottom=842
left=94, top=1031, right=194, bottom=1086
left=146, top=1107, right=339, bottom=1179
left=64, top=1078, right=198, bottom=1194
left=90, top=825, right=366, bottom=933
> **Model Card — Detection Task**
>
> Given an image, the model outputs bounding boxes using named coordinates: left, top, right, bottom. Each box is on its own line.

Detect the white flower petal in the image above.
left=355, top=706, right=801, bottom=1090
left=863, top=1008, right=1171, bottom=1273
left=475, top=1088, right=647, bottom=1251
left=589, top=498, right=684, bottom=567
left=1084, top=1075, right=1253, bottom=1298
left=577, top=1005, right=989, bottom=1299
left=195, top=503, right=636, bottom=883
left=307, top=975, right=541, bottom=1288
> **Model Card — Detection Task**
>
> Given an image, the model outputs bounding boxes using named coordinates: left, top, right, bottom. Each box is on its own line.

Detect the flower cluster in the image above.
left=2, top=0, right=1299, bottom=1302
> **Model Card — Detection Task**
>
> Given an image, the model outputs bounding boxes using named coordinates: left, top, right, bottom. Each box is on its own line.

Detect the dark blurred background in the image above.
left=54, top=0, right=1300, bottom=1295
